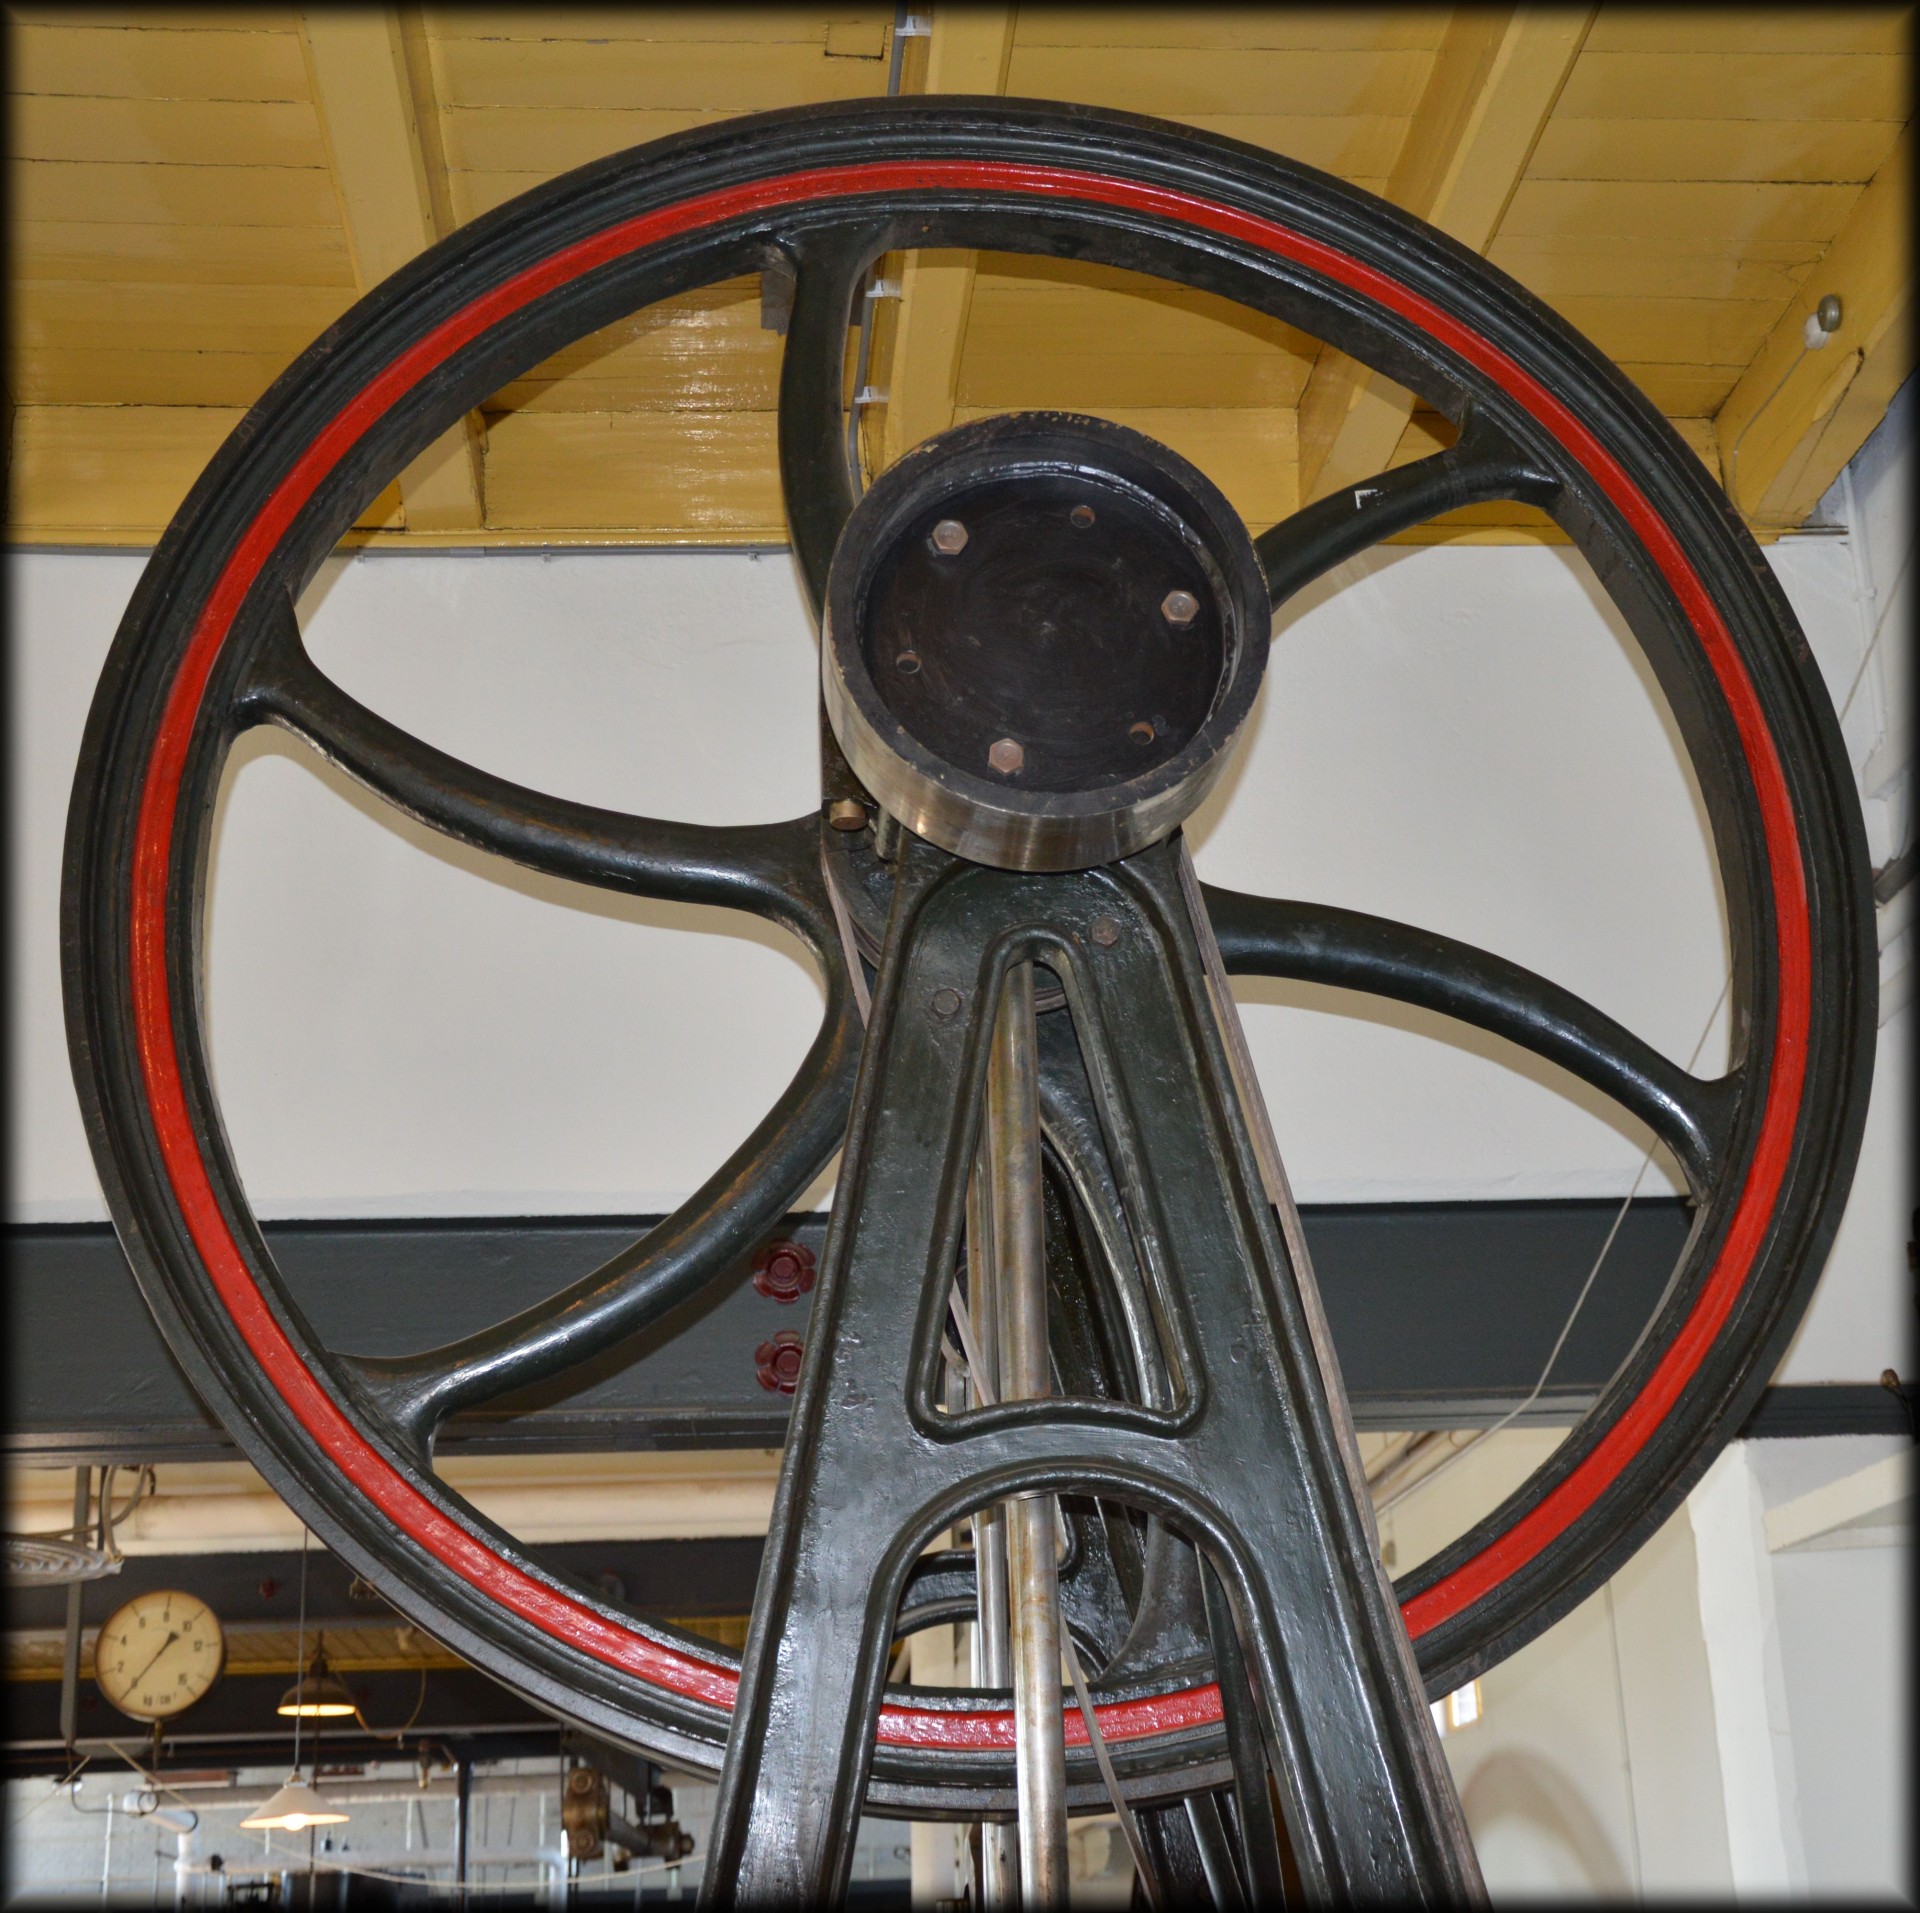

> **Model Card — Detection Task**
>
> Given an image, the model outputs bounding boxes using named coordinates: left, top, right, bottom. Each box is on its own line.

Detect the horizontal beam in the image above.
left=1297, top=5, right=1594, bottom=502
left=298, top=6, right=484, bottom=531
left=14, top=1199, right=1876, bottom=1473
left=1718, top=126, right=1912, bottom=529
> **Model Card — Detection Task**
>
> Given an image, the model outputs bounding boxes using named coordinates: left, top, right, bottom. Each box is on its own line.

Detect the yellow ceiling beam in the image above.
left=1718, top=129, right=1912, bottom=531
left=875, top=6, right=1018, bottom=469
left=298, top=6, right=483, bottom=531
left=1297, top=6, right=1594, bottom=504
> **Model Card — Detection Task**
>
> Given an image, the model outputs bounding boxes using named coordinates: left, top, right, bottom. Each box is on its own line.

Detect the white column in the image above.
left=1687, top=1442, right=1808, bottom=1895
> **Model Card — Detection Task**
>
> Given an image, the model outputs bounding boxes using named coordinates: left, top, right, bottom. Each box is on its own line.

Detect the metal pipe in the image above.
left=60, top=1467, right=89, bottom=1751
left=987, top=961, right=1068, bottom=1905
left=455, top=1757, right=472, bottom=1908
left=966, top=1139, right=1017, bottom=1908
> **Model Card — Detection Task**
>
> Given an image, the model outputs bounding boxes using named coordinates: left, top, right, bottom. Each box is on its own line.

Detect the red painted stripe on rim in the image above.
left=127, top=157, right=1809, bottom=1750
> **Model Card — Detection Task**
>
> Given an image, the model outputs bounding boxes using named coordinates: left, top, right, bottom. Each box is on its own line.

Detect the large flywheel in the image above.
left=63, top=100, right=1874, bottom=1903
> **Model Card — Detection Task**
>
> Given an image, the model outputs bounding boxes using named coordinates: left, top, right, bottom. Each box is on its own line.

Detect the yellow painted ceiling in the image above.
left=6, top=5, right=1911, bottom=546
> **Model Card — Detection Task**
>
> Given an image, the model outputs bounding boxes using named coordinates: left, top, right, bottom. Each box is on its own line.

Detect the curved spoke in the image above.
left=341, top=965, right=861, bottom=1453
left=1256, top=406, right=1561, bottom=612
left=1202, top=884, right=1736, bottom=1200
left=236, top=594, right=828, bottom=941
left=776, top=228, right=871, bottom=620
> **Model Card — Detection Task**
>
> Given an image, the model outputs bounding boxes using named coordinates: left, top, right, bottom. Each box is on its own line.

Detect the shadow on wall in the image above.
left=1462, top=1751, right=1633, bottom=1899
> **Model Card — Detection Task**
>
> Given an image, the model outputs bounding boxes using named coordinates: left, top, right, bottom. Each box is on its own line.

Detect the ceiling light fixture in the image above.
left=276, top=1637, right=358, bottom=1718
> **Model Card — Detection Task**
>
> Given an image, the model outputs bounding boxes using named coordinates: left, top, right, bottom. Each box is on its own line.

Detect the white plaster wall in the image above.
left=11, top=532, right=1848, bottom=1221
left=1428, top=1480, right=1739, bottom=1901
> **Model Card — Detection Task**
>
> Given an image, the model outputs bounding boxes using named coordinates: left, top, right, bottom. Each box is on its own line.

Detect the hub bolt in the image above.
left=754, top=1329, right=805, bottom=1395
left=987, top=737, right=1025, bottom=775
left=1161, top=588, right=1199, bottom=626
left=826, top=797, right=867, bottom=832
left=930, top=518, right=969, bottom=555
left=753, top=1238, right=817, bottom=1302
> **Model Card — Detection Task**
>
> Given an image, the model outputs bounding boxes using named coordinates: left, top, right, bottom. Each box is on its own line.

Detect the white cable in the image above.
left=1376, top=971, right=1732, bottom=1520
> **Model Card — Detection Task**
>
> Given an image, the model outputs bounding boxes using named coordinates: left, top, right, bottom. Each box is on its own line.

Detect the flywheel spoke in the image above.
left=775, top=229, right=870, bottom=619
left=1255, top=407, right=1561, bottom=612
left=1203, top=884, right=1738, bottom=1199
left=341, top=972, right=860, bottom=1453
left=236, top=594, right=829, bottom=938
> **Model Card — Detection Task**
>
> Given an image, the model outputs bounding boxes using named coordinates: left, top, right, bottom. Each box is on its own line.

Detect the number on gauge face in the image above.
left=92, top=1590, right=227, bottom=1722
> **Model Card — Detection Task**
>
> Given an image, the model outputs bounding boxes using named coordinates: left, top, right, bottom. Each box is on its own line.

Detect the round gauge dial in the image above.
left=93, top=1590, right=225, bottom=1721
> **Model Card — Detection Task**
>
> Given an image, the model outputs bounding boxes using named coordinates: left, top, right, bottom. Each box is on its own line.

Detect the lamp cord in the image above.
left=292, top=1527, right=309, bottom=1774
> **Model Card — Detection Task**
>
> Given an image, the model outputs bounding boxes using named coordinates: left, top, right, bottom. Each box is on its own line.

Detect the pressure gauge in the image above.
left=93, top=1589, right=226, bottom=1722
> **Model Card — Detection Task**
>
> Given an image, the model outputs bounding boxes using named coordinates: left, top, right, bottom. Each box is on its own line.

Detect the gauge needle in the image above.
left=125, top=1630, right=182, bottom=1692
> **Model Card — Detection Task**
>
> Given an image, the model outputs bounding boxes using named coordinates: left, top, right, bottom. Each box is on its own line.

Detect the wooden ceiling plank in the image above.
left=299, top=7, right=480, bottom=531
left=875, top=7, right=1018, bottom=470
left=6, top=8, right=301, bottom=29
left=1003, top=44, right=1433, bottom=119
left=10, top=20, right=311, bottom=102
left=1497, top=179, right=1862, bottom=246
left=13, top=158, right=338, bottom=227
left=13, top=221, right=356, bottom=288
left=15, top=350, right=318, bottom=408
left=421, top=9, right=886, bottom=45
left=1717, top=128, right=1911, bottom=527
left=1488, top=240, right=1818, bottom=304
left=9, top=93, right=330, bottom=169
left=9, top=404, right=400, bottom=541
left=1298, top=6, right=1594, bottom=503
left=480, top=409, right=785, bottom=538
left=1556, top=50, right=1910, bottom=122
left=1171, top=113, right=1408, bottom=175
left=1582, top=8, right=1914, bottom=56
left=1011, top=9, right=1450, bottom=53
left=1528, top=115, right=1903, bottom=186
left=437, top=104, right=728, bottom=175
left=427, top=35, right=890, bottom=111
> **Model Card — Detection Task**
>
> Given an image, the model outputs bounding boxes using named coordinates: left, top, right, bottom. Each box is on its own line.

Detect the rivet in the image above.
left=1161, top=589, right=1199, bottom=626
left=930, top=986, right=964, bottom=1021
left=896, top=649, right=921, bottom=675
left=826, top=797, right=867, bottom=832
left=930, top=518, right=969, bottom=555
left=988, top=737, right=1025, bottom=774
left=1071, top=504, right=1096, bottom=528
left=1090, top=915, right=1122, bottom=948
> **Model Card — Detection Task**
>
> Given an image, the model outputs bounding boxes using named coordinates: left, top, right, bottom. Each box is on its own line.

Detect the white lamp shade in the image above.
left=239, top=1776, right=351, bottom=1830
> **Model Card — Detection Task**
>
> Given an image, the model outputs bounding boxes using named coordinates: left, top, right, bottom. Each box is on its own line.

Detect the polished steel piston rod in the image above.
left=966, top=1134, right=1017, bottom=1907
left=985, top=959, right=1068, bottom=1904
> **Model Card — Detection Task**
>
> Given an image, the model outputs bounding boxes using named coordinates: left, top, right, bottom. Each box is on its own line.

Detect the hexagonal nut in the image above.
left=755, top=1329, right=806, bottom=1394
left=1161, top=588, right=1200, bottom=627
left=987, top=737, right=1025, bottom=775
left=752, top=1238, right=817, bottom=1303
left=929, top=517, right=970, bottom=555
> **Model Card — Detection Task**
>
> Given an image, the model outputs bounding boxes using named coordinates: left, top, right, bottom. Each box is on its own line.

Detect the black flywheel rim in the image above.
left=63, top=98, right=1875, bottom=1805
